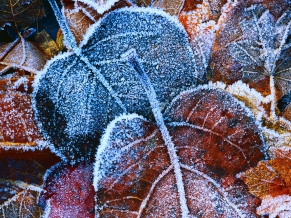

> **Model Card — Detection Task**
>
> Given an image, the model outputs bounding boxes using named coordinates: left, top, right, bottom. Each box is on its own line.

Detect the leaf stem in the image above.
left=122, top=49, right=190, bottom=218
left=47, top=0, right=79, bottom=54
left=270, top=75, right=277, bottom=121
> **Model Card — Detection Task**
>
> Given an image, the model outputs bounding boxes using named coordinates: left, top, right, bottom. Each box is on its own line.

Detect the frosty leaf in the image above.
left=240, top=147, right=291, bottom=199
left=179, top=2, right=217, bottom=83
left=0, top=146, right=60, bottom=218
left=0, top=38, right=49, bottom=74
left=129, top=0, right=153, bottom=7
left=76, top=0, right=123, bottom=14
left=211, top=3, right=291, bottom=100
left=257, top=195, right=291, bottom=218
left=182, top=0, right=227, bottom=21
left=34, top=8, right=197, bottom=160
left=153, top=0, right=185, bottom=16
left=94, top=87, right=265, bottom=217
left=0, top=0, right=45, bottom=29
left=62, top=0, right=130, bottom=45
left=41, top=161, right=95, bottom=217
left=35, top=30, right=60, bottom=58
left=0, top=88, right=42, bottom=146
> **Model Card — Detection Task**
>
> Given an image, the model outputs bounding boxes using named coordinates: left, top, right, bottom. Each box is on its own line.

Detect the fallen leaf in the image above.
left=0, top=88, right=42, bottom=146
left=179, top=2, right=217, bottom=83
left=182, top=0, right=228, bottom=21
left=94, top=87, right=265, bottom=217
left=0, top=146, right=60, bottom=217
left=0, top=0, right=45, bottom=29
left=129, top=0, right=154, bottom=7
left=34, top=8, right=197, bottom=161
left=62, top=0, right=131, bottom=45
left=257, top=194, right=291, bottom=218
left=35, top=30, right=60, bottom=57
left=41, top=161, right=95, bottom=218
left=153, top=0, right=185, bottom=16
left=0, top=38, right=49, bottom=74
left=210, top=3, right=291, bottom=100
left=240, top=146, right=291, bottom=199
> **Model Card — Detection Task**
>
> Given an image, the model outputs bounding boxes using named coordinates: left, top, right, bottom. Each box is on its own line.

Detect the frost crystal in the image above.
left=33, top=8, right=197, bottom=160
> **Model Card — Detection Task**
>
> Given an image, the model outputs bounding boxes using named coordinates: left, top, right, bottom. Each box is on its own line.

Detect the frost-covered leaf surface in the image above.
left=257, top=195, right=291, bottom=218
left=153, top=0, right=185, bottom=15
left=0, top=0, right=45, bottom=29
left=94, top=87, right=265, bottom=217
left=34, top=8, right=197, bottom=160
left=0, top=88, right=42, bottom=146
left=0, top=38, right=49, bottom=74
left=41, top=161, right=95, bottom=218
left=62, top=0, right=130, bottom=45
left=0, top=147, right=60, bottom=218
left=240, top=147, right=291, bottom=199
left=211, top=3, right=291, bottom=99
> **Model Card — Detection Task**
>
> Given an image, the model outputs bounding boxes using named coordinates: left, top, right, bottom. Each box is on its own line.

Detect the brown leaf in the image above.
left=240, top=147, right=291, bottom=199
left=0, top=146, right=60, bottom=217
left=94, top=88, right=265, bottom=217
left=181, top=0, right=227, bottom=21
left=153, top=0, right=185, bottom=16
left=210, top=2, right=291, bottom=100
left=0, top=84, right=42, bottom=145
left=0, top=0, right=45, bottom=29
left=63, top=0, right=131, bottom=45
left=42, top=161, right=95, bottom=217
left=0, top=38, right=49, bottom=74
left=35, top=30, right=60, bottom=57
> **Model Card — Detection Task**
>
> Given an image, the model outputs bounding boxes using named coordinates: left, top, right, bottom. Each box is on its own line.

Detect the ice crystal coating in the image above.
left=33, top=8, right=197, bottom=160
left=94, top=87, right=265, bottom=217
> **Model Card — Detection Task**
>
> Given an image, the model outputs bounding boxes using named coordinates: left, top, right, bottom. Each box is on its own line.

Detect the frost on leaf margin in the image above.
left=33, top=8, right=197, bottom=161
left=94, top=87, right=265, bottom=217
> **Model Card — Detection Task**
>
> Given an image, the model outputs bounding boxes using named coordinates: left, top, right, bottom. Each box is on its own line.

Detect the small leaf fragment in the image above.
left=35, top=30, right=60, bottom=57
left=42, top=161, right=95, bottom=217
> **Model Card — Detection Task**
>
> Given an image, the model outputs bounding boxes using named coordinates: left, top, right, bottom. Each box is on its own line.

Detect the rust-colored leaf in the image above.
left=42, top=161, right=95, bottom=218
left=181, top=0, right=227, bottom=21
left=94, top=87, right=265, bottom=217
left=0, top=0, right=45, bottom=29
left=0, top=82, right=42, bottom=146
left=240, top=147, right=291, bottom=199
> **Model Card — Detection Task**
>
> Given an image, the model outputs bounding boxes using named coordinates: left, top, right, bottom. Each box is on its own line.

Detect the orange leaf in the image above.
left=240, top=147, right=291, bottom=199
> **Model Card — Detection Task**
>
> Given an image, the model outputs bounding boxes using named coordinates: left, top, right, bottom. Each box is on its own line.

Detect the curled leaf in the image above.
left=94, top=87, right=265, bottom=217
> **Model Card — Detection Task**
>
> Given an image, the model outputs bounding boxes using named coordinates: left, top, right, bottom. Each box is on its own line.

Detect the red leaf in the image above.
left=94, top=87, right=265, bottom=217
left=42, top=161, right=95, bottom=218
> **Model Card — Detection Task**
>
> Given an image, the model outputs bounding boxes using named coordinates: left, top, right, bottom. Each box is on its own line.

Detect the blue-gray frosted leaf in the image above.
left=33, top=8, right=197, bottom=160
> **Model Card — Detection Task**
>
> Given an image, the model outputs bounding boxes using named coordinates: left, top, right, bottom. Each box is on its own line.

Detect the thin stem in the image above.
left=270, top=75, right=277, bottom=121
left=47, top=0, right=79, bottom=53
left=122, top=49, right=190, bottom=218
